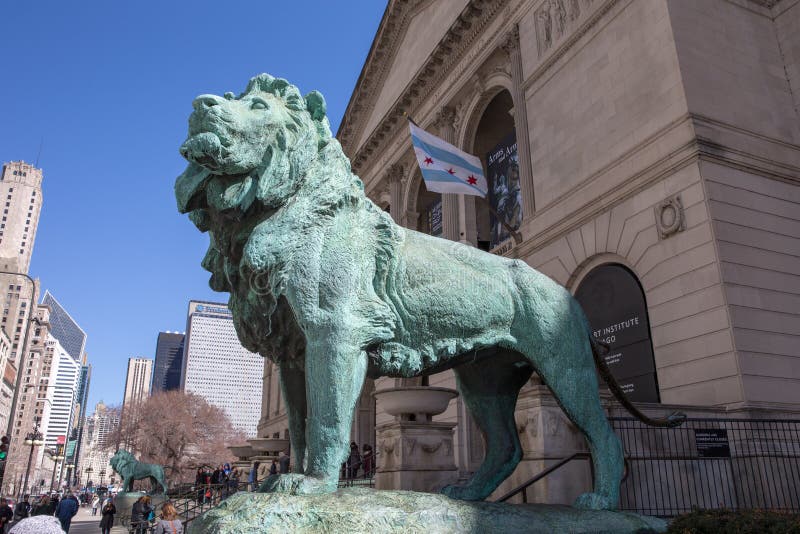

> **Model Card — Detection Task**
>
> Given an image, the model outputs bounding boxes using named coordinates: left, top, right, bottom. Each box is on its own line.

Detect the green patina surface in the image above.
left=174, top=73, right=627, bottom=509
left=110, top=449, right=167, bottom=494
left=188, top=489, right=667, bottom=534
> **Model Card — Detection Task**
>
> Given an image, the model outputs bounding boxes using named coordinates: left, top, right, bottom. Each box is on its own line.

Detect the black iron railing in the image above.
left=611, top=417, right=800, bottom=517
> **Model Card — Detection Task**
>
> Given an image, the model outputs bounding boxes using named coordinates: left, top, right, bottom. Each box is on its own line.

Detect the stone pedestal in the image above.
left=375, top=420, right=458, bottom=493
left=188, top=489, right=667, bottom=533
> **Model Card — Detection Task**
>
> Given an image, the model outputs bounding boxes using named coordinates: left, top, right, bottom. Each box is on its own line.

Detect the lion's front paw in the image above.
left=257, top=474, right=336, bottom=495
left=440, top=483, right=487, bottom=501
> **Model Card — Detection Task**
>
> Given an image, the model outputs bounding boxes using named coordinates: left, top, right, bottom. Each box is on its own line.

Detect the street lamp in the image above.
left=48, top=448, right=65, bottom=492
left=99, top=469, right=106, bottom=486
left=64, top=462, right=75, bottom=489
left=21, top=419, right=44, bottom=498
left=84, top=467, right=93, bottom=489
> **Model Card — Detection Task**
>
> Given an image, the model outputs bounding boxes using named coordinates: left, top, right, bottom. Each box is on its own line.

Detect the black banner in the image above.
left=575, top=264, right=659, bottom=403
left=695, top=429, right=731, bottom=458
left=486, top=132, right=522, bottom=248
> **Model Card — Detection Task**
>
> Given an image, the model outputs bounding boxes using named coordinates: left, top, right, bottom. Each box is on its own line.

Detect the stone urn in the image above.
left=373, top=387, right=459, bottom=492
left=248, top=438, right=290, bottom=455
left=374, top=386, right=458, bottom=422
left=228, top=444, right=254, bottom=460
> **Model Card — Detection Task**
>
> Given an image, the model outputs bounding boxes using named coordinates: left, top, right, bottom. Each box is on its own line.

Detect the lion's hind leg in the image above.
left=441, top=350, right=532, bottom=501
left=528, top=336, right=623, bottom=510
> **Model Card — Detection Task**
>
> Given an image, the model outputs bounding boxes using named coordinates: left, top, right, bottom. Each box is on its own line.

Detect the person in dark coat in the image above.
left=130, top=495, right=152, bottom=534
left=99, top=499, right=116, bottom=534
left=55, top=493, right=79, bottom=532
left=269, top=460, right=278, bottom=476
left=362, top=444, right=374, bottom=478
left=30, top=495, right=53, bottom=516
left=0, top=498, right=14, bottom=532
left=347, top=442, right=362, bottom=479
left=12, top=496, right=31, bottom=522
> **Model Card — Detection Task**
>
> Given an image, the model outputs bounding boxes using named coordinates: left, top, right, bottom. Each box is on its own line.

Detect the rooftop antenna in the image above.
left=35, top=138, right=43, bottom=167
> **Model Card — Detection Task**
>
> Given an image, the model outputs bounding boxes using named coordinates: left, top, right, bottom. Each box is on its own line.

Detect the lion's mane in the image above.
left=176, top=74, right=402, bottom=364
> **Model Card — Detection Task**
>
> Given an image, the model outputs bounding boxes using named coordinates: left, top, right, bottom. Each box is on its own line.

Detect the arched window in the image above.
left=575, top=264, right=660, bottom=403
left=471, top=90, right=521, bottom=251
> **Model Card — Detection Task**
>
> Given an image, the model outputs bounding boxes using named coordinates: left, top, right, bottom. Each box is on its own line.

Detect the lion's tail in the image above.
left=589, top=336, right=686, bottom=428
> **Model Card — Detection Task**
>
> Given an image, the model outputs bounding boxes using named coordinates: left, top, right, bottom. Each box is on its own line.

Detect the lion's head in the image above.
left=175, top=74, right=369, bottom=356
left=175, top=73, right=332, bottom=215
left=110, top=449, right=134, bottom=476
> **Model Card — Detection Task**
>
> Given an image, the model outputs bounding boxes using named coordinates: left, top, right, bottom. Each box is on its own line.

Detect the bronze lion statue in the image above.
left=110, top=449, right=167, bottom=494
left=175, top=73, right=682, bottom=509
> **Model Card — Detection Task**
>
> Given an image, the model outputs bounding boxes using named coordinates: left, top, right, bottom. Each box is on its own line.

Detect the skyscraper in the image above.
left=123, top=358, right=153, bottom=406
left=80, top=402, right=119, bottom=485
left=151, top=332, right=185, bottom=393
left=0, top=162, right=43, bottom=275
left=41, top=335, right=80, bottom=451
left=41, top=291, right=86, bottom=362
left=182, top=301, right=263, bottom=437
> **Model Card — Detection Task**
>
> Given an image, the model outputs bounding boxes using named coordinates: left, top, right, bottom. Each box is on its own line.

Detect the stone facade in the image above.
left=258, top=0, right=800, bottom=503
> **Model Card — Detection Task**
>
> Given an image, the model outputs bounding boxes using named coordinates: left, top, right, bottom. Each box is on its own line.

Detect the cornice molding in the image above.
left=337, top=0, right=429, bottom=147
left=338, top=0, right=509, bottom=175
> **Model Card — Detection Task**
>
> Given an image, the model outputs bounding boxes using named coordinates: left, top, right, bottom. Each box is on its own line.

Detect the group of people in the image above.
left=194, top=463, right=244, bottom=504
left=343, top=442, right=375, bottom=479
left=0, top=492, right=82, bottom=533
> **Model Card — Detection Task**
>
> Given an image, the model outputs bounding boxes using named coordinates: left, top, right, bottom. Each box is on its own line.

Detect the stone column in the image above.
left=503, top=24, right=536, bottom=217
left=387, top=163, right=405, bottom=225
left=436, top=107, right=461, bottom=242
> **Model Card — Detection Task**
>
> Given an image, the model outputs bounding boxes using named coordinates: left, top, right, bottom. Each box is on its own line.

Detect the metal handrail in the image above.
left=494, top=452, right=591, bottom=503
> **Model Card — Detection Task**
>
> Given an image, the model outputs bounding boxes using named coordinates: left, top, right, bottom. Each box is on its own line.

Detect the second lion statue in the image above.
left=175, top=73, right=682, bottom=510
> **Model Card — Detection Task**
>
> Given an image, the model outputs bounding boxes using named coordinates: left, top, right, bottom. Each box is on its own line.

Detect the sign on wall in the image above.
left=575, top=264, right=660, bottom=403
left=485, top=132, right=523, bottom=249
left=694, top=429, right=731, bottom=458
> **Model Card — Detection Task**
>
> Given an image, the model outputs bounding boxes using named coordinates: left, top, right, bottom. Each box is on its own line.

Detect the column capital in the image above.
left=434, top=106, right=457, bottom=130
left=386, top=163, right=405, bottom=184
left=501, top=24, right=520, bottom=56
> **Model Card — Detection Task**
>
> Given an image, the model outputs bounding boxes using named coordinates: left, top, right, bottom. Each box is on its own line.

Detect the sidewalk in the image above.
left=66, top=505, right=101, bottom=534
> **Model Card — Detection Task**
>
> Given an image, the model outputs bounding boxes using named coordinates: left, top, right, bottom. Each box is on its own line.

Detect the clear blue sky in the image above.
left=0, top=1, right=386, bottom=410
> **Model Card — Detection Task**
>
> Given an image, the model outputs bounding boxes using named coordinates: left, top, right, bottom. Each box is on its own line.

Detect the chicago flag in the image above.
left=409, top=122, right=488, bottom=197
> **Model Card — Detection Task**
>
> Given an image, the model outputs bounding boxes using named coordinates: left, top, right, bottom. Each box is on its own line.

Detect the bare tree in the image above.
left=106, top=391, right=245, bottom=483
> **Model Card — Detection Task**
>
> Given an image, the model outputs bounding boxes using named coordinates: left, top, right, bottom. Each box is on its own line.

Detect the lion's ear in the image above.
left=305, top=91, right=326, bottom=121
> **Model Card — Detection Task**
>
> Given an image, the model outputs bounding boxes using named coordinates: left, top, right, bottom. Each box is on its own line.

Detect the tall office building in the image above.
left=123, top=357, right=153, bottom=406
left=151, top=331, right=185, bottom=393
left=182, top=301, right=263, bottom=437
left=41, top=291, right=86, bottom=362
left=0, top=162, right=43, bottom=275
left=80, top=402, right=119, bottom=484
left=41, top=335, right=81, bottom=450
left=0, top=329, right=12, bottom=433
left=2, top=302, right=50, bottom=495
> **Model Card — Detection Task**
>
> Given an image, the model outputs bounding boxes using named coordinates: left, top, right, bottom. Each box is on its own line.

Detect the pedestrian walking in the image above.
left=99, top=498, right=116, bottom=534
left=347, top=442, right=362, bottom=479
left=269, top=459, right=278, bottom=476
left=91, top=494, right=100, bottom=516
left=0, top=498, right=14, bottom=534
left=12, top=496, right=30, bottom=522
left=153, top=502, right=183, bottom=534
left=55, top=493, right=79, bottom=533
left=31, top=495, right=54, bottom=516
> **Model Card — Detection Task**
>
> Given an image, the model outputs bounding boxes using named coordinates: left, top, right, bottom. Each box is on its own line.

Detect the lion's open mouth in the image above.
left=179, top=132, right=230, bottom=170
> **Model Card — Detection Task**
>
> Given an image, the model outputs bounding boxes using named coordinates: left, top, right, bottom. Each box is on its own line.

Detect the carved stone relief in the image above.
left=654, top=194, right=686, bottom=239
left=535, top=0, right=595, bottom=56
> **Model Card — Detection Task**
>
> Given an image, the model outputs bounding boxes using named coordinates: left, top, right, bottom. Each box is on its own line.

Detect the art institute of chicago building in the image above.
left=257, top=0, right=800, bottom=508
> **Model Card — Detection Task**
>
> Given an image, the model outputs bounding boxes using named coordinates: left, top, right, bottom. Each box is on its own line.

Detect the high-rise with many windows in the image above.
left=123, top=357, right=153, bottom=406
left=182, top=301, right=263, bottom=437
left=0, top=162, right=43, bottom=275
left=41, top=291, right=86, bottom=362
left=152, top=331, right=185, bottom=393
